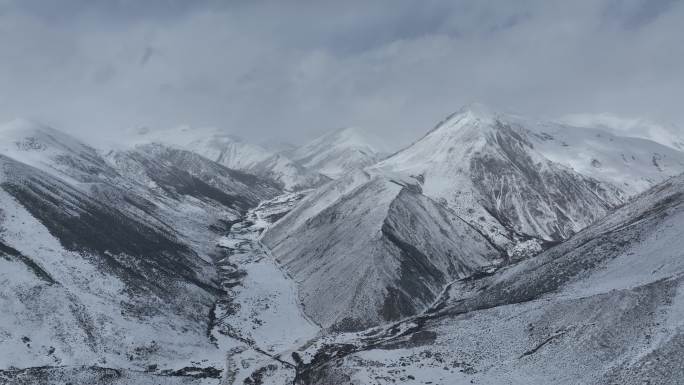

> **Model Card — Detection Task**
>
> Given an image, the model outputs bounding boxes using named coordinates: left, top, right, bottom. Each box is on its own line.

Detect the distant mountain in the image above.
left=248, top=152, right=331, bottom=191
left=128, top=125, right=328, bottom=191
left=259, top=139, right=298, bottom=154
left=0, top=118, right=120, bottom=184
left=288, top=127, right=386, bottom=178
left=295, top=167, right=684, bottom=385
left=561, top=112, right=684, bottom=151
left=106, top=142, right=280, bottom=209
left=129, top=125, right=271, bottom=170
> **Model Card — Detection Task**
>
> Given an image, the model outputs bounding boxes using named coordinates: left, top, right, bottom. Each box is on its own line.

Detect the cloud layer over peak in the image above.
left=0, top=0, right=682, bottom=146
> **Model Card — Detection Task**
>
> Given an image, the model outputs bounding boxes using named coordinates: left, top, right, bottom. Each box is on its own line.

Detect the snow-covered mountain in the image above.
left=288, top=127, right=386, bottom=178
left=0, top=121, right=283, bottom=381
left=248, top=153, right=330, bottom=192
left=129, top=125, right=271, bottom=170
left=293, top=171, right=684, bottom=385
left=128, top=125, right=329, bottom=191
left=0, top=118, right=120, bottom=185
left=262, top=104, right=684, bottom=332
left=106, top=142, right=280, bottom=210
left=262, top=170, right=502, bottom=330
left=373, top=104, right=684, bottom=243
left=3, top=108, right=684, bottom=384
left=561, top=112, right=684, bottom=151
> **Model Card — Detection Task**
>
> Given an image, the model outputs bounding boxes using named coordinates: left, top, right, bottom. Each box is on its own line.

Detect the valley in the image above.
left=210, top=192, right=319, bottom=385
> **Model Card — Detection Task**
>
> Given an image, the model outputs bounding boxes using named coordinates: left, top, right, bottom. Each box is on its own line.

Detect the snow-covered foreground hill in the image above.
left=292, top=172, right=684, bottom=385
left=0, top=120, right=283, bottom=383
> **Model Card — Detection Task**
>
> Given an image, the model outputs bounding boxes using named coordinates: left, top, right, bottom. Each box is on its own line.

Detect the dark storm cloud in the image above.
left=0, top=0, right=682, bottom=146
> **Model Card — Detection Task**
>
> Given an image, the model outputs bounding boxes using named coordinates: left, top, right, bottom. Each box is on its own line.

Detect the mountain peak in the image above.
left=422, top=104, right=537, bottom=143
left=290, top=127, right=385, bottom=178
left=457, top=102, right=498, bottom=118
left=0, top=118, right=91, bottom=155
left=129, top=125, right=247, bottom=147
left=447, top=102, right=524, bottom=127
left=1, top=118, right=57, bottom=137
left=314, top=127, right=379, bottom=151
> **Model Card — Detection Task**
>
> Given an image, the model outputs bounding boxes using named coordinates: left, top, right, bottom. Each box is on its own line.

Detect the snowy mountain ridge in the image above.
left=372, top=105, right=684, bottom=241
left=0, top=121, right=286, bottom=383
left=287, top=127, right=387, bottom=179
left=117, top=123, right=391, bottom=189
left=262, top=170, right=503, bottom=330
left=561, top=112, right=684, bottom=151
left=128, top=125, right=271, bottom=170
left=2, top=107, right=684, bottom=384
left=262, top=104, right=684, bottom=336
left=123, top=124, right=329, bottom=191
left=0, top=118, right=119, bottom=186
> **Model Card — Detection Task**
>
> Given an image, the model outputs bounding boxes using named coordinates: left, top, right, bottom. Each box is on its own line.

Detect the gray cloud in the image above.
left=0, top=0, right=682, bottom=147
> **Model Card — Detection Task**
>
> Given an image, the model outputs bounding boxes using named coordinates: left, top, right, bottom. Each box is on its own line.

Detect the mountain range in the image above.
left=1, top=106, right=683, bottom=384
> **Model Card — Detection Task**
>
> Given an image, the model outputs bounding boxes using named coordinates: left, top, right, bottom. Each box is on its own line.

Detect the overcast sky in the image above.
left=0, top=0, right=682, bottom=146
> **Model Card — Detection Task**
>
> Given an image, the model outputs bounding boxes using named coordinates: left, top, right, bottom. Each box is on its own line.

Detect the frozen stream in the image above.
left=210, top=192, right=319, bottom=385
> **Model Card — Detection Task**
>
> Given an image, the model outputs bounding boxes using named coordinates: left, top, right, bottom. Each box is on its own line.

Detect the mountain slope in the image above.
left=294, top=172, right=684, bottom=385
left=289, top=127, right=385, bottom=178
left=561, top=113, right=684, bottom=151
left=106, top=143, right=280, bottom=210
left=372, top=105, right=684, bottom=243
left=248, top=153, right=331, bottom=191
left=128, top=125, right=328, bottom=190
left=0, top=154, right=220, bottom=373
left=264, top=105, right=684, bottom=332
left=519, top=116, right=684, bottom=196
left=0, top=119, right=120, bottom=185
left=0, top=122, right=279, bottom=378
left=262, top=171, right=502, bottom=330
